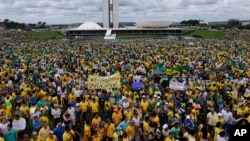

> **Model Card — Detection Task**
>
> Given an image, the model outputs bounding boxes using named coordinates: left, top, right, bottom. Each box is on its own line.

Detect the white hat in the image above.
left=186, top=115, right=190, bottom=119
left=49, top=131, right=54, bottom=134
left=218, top=113, right=223, bottom=116
left=163, top=124, right=168, bottom=129
left=76, top=103, right=79, bottom=106
left=154, top=95, right=157, bottom=97
left=142, top=95, right=146, bottom=98
left=157, top=96, right=160, bottom=98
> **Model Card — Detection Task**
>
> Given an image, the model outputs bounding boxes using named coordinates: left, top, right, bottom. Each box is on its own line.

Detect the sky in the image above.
left=0, top=0, right=249, bottom=24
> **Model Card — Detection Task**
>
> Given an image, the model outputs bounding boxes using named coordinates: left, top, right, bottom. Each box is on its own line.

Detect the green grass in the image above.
left=182, top=29, right=223, bottom=39
left=31, top=31, right=66, bottom=39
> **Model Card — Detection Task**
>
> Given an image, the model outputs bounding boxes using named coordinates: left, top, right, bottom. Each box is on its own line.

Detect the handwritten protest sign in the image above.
left=88, top=73, right=121, bottom=89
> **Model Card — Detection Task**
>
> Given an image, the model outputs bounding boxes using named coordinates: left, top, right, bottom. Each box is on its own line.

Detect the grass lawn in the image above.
left=31, top=31, right=66, bottom=39
left=182, top=29, right=223, bottom=39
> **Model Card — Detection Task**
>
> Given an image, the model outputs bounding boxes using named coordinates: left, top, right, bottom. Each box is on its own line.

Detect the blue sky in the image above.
left=0, top=0, right=249, bottom=24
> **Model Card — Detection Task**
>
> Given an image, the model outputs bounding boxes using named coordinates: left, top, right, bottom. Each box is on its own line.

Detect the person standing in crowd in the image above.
left=45, top=131, right=57, bottom=141
left=51, top=104, right=61, bottom=128
left=214, top=122, right=224, bottom=141
left=206, top=108, right=218, bottom=136
left=79, top=97, right=88, bottom=125
left=66, top=104, right=76, bottom=126
left=53, top=121, right=65, bottom=141
left=106, top=119, right=115, bottom=141
left=3, top=124, right=17, bottom=141
left=38, top=121, right=50, bottom=141
left=12, top=113, right=26, bottom=137
left=32, top=116, right=43, bottom=133
left=62, top=125, right=75, bottom=141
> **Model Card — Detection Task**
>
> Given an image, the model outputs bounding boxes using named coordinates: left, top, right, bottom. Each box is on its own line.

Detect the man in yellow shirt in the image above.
left=63, top=125, right=75, bottom=141
left=106, top=119, right=115, bottom=141
left=90, top=98, right=99, bottom=116
left=80, top=97, right=89, bottom=125
left=91, top=113, right=102, bottom=129
left=20, top=103, right=30, bottom=121
left=165, top=132, right=175, bottom=141
left=112, top=108, right=123, bottom=126
left=142, top=116, right=150, bottom=141
left=126, top=121, right=135, bottom=140
left=84, top=121, right=91, bottom=141
left=140, top=95, right=149, bottom=115
left=40, top=110, right=49, bottom=124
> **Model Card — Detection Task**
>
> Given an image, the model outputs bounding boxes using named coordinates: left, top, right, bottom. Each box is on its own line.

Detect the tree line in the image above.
left=1, top=19, right=48, bottom=30
left=181, top=19, right=250, bottom=30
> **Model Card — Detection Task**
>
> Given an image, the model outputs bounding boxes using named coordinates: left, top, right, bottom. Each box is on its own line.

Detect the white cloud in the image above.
left=0, top=0, right=249, bottom=24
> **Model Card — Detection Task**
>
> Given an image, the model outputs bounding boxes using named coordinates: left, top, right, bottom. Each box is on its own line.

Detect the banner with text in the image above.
left=88, top=73, right=121, bottom=90
left=169, top=78, right=186, bottom=91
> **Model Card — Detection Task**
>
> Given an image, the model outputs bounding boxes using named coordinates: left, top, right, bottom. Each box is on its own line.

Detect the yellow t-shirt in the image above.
left=106, top=123, right=115, bottom=138
left=0, top=137, right=4, bottom=141
left=140, top=101, right=148, bottom=114
left=90, top=102, right=99, bottom=113
left=143, top=121, right=150, bottom=134
left=123, top=110, right=133, bottom=120
left=214, top=128, right=222, bottom=141
left=165, top=137, right=175, bottom=141
left=20, top=106, right=30, bottom=118
left=126, top=125, right=135, bottom=139
left=79, top=101, right=88, bottom=112
left=92, top=135, right=102, bottom=141
left=45, top=135, right=57, bottom=141
left=84, top=125, right=91, bottom=139
left=38, top=127, right=50, bottom=141
left=150, top=116, right=160, bottom=127
left=215, top=117, right=225, bottom=125
left=92, top=117, right=101, bottom=128
left=63, top=130, right=74, bottom=141
left=112, top=112, right=123, bottom=126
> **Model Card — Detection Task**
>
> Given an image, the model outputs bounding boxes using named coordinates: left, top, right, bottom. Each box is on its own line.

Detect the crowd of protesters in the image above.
left=0, top=29, right=249, bottom=141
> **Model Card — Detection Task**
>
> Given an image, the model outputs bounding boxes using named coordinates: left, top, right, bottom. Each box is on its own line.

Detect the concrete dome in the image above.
left=78, top=22, right=102, bottom=29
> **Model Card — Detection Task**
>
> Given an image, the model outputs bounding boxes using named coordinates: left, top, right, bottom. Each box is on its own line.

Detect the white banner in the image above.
left=169, top=78, right=186, bottom=91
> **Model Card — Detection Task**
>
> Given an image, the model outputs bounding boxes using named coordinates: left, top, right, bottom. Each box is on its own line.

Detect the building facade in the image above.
left=103, top=0, right=119, bottom=28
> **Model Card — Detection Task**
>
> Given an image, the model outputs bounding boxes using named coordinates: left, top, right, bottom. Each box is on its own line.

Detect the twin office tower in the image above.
left=103, top=0, right=119, bottom=28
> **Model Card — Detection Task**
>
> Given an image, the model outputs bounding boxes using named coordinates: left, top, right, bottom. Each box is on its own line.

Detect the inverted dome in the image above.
left=78, top=22, right=102, bottom=29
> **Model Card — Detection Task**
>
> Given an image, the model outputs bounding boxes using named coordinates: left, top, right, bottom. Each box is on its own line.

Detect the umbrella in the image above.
left=154, top=70, right=163, bottom=75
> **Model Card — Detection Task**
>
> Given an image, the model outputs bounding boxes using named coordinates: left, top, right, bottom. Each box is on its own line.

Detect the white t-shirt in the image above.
left=132, top=117, right=141, bottom=127
left=0, top=122, right=9, bottom=133
left=67, top=107, right=76, bottom=119
left=217, top=135, right=227, bottom=141
left=221, top=110, right=233, bottom=122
